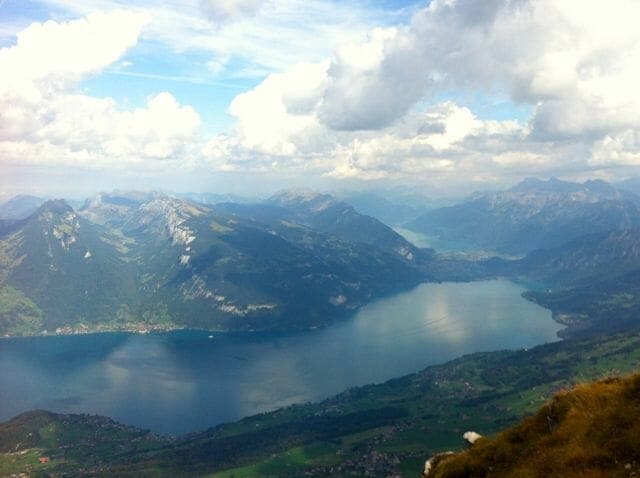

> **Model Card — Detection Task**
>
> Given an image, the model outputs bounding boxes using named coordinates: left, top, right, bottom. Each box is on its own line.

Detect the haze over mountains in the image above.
left=3, top=177, right=640, bottom=339
left=0, top=195, right=46, bottom=221
left=407, top=177, right=640, bottom=255
left=402, top=177, right=640, bottom=337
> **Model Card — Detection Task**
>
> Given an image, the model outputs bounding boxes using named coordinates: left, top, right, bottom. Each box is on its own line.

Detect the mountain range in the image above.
left=4, top=179, right=640, bottom=338
left=407, top=177, right=640, bottom=255
left=0, top=191, right=428, bottom=336
left=504, top=227, right=640, bottom=337
left=218, top=189, right=429, bottom=262
left=3, top=179, right=640, bottom=475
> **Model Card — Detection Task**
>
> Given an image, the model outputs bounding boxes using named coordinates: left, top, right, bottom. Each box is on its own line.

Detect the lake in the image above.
left=0, top=280, right=562, bottom=435
left=394, top=227, right=517, bottom=258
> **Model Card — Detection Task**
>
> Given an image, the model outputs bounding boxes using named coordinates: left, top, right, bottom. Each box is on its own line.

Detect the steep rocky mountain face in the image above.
left=0, top=200, right=138, bottom=335
left=407, top=178, right=640, bottom=255
left=0, top=193, right=427, bottom=335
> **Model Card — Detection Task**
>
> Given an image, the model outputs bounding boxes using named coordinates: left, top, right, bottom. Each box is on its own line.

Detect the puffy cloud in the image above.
left=226, top=61, right=328, bottom=156
left=202, top=0, right=640, bottom=182
left=0, top=10, right=201, bottom=169
left=590, top=130, right=640, bottom=167
left=39, top=92, right=199, bottom=159
left=6, top=0, right=640, bottom=185
left=324, top=104, right=526, bottom=180
left=0, top=10, right=151, bottom=142
left=316, top=27, right=421, bottom=131
left=203, top=86, right=528, bottom=181
left=0, top=10, right=151, bottom=108
left=0, top=91, right=201, bottom=168
left=317, top=0, right=640, bottom=139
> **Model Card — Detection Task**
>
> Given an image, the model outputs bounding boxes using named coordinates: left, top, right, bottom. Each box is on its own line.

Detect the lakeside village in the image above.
left=1, top=322, right=183, bottom=339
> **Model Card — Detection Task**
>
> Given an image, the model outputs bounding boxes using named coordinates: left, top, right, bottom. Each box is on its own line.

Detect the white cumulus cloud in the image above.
left=202, top=0, right=640, bottom=182
left=0, top=10, right=202, bottom=169
left=0, top=10, right=150, bottom=107
left=321, top=0, right=640, bottom=140
left=5, top=0, right=640, bottom=186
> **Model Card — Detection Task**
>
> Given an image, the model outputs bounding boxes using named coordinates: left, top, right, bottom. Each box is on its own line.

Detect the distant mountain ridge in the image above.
left=519, top=227, right=640, bottom=287
left=0, top=194, right=46, bottom=220
left=338, top=190, right=437, bottom=226
left=218, top=189, right=431, bottom=263
left=508, top=177, right=622, bottom=196
left=407, top=177, right=640, bottom=255
left=500, top=227, right=640, bottom=337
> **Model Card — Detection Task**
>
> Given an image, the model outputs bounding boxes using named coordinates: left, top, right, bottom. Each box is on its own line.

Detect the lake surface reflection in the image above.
left=0, top=280, right=562, bottom=434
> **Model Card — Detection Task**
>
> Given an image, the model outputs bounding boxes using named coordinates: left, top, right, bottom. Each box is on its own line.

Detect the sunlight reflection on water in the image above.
left=0, top=279, right=562, bottom=434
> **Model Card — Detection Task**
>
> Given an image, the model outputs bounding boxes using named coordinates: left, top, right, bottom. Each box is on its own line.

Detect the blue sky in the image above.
left=1, top=0, right=424, bottom=134
left=2, top=0, right=526, bottom=130
left=0, top=0, right=639, bottom=198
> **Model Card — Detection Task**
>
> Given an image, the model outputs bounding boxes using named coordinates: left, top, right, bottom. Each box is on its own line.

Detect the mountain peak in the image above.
left=268, top=189, right=342, bottom=215
left=508, top=177, right=624, bottom=196
left=270, top=188, right=332, bottom=203
left=36, top=199, right=74, bottom=216
left=5, top=194, right=44, bottom=202
left=583, top=178, right=618, bottom=195
left=509, top=177, right=578, bottom=194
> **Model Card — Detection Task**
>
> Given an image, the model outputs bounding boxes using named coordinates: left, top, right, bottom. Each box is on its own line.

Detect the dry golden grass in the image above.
left=430, top=373, right=640, bottom=477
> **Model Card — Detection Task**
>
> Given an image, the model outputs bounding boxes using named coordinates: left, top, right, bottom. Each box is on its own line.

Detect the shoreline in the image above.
left=0, top=324, right=242, bottom=340
left=0, top=278, right=565, bottom=340
left=0, top=328, right=576, bottom=438
left=0, top=278, right=565, bottom=437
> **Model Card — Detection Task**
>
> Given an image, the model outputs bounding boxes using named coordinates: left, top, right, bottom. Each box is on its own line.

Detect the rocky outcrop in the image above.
left=422, top=431, right=483, bottom=477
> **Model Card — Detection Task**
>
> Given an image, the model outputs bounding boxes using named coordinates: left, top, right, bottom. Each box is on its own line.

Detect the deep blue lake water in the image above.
left=0, top=280, right=562, bottom=435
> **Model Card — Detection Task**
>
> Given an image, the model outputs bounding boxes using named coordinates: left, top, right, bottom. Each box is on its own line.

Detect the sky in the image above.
left=1, top=0, right=640, bottom=199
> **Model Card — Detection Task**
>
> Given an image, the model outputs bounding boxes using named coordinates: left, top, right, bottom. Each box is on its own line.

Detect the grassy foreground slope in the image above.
left=428, top=373, right=640, bottom=477
left=1, top=330, right=640, bottom=477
